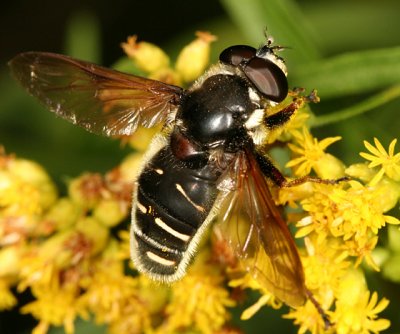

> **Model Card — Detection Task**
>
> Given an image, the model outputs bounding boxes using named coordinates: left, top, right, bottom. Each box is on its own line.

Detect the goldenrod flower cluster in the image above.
left=279, top=129, right=399, bottom=333
left=1, top=33, right=399, bottom=334
left=121, top=31, right=216, bottom=85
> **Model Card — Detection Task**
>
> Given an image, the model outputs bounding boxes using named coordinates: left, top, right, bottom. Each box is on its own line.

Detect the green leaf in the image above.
left=311, top=85, right=400, bottom=127
left=219, top=0, right=321, bottom=64
left=302, top=0, right=400, bottom=53
left=291, top=46, right=400, bottom=99
left=64, top=11, right=101, bottom=63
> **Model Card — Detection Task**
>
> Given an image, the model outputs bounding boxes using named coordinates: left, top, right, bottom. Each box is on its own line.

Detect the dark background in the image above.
left=1, top=0, right=225, bottom=67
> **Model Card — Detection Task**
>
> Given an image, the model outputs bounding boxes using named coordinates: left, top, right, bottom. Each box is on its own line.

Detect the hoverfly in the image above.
left=9, top=37, right=338, bottom=312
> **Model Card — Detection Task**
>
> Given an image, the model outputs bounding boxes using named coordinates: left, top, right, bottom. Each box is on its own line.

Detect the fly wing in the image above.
left=215, top=150, right=306, bottom=307
left=9, top=52, right=183, bottom=136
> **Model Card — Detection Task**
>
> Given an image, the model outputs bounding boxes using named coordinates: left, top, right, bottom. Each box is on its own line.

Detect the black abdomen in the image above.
left=130, top=141, right=221, bottom=281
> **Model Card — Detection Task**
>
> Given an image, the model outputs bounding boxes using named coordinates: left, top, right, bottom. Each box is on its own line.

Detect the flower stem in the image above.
left=311, top=85, right=400, bottom=128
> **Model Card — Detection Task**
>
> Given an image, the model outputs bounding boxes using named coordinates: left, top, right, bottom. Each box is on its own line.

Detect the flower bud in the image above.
left=76, top=217, right=109, bottom=255
left=149, top=68, right=182, bottom=86
left=94, top=199, right=127, bottom=227
left=39, top=230, right=75, bottom=268
left=8, top=159, right=57, bottom=209
left=313, top=153, right=345, bottom=179
left=9, top=159, right=49, bottom=185
left=68, top=173, right=104, bottom=209
left=0, top=170, right=41, bottom=216
left=336, top=269, right=366, bottom=305
left=137, top=275, right=169, bottom=313
left=175, top=31, right=216, bottom=83
left=345, top=163, right=375, bottom=182
left=44, top=198, right=82, bottom=231
left=119, top=153, right=143, bottom=182
left=0, top=170, right=15, bottom=205
left=373, top=178, right=400, bottom=212
left=121, top=35, right=169, bottom=73
left=128, top=126, right=160, bottom=152
left=0, top=247, right=20, bottom=278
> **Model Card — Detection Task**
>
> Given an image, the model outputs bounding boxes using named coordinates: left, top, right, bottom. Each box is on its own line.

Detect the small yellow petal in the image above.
left=374, top=137, right=387, bottom=155
left=368, top=168, right=385, bottom=186
left=241, top=294, right=271, bottom=320
left=364, top=140, right=382, bottom=156
left=388, top=139, right=397, bottom=155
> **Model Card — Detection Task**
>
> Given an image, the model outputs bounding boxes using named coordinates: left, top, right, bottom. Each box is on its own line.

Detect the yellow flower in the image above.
left=18, top=218, right=108, bottom=294
left=345, top=163, right=376, bottom=183
left=121, top=32, right=216, bottom=86
left=162, top=250, right=235, bottom=334
left=286, top=127, right=344, bottom=178
left=68, top=173, right=105, bottom=209
left=0, top=246, right=20, bottom=310
left=302, top=236, right=350, bottom=299
left=295, top=183, right=342, bottom=242
left=4, top=31, right=400, bottom=334
left=79, top=241, right=167, bottom=332
left=81, top=261, right=140, bottom=324
left=21, top=280, right=87, bottom=334
left=0, top=154, right=56, bottom=215
left=369, top=178, right=400, bottom=212
left=360, top=138, right=400, bottom=185
left=344, top=236, right=380, bottom=270
left=126, top=125, right=161, bottom=152
left=285, top=269, right=390, bottom=334
left=74, top=217, right=109, bottom=256
left=0, top=279, right=17, bottom=310
left=284, top=238, right=346, bottom=334
left=18, top=240, right=64, bottom=292
left=44, top=198, right=82, bottom=231
left=116, top=230, right=131, bottom=261
left=277, top=181, right=314, bottom=208
left=335, top=291, right=390, bottom=334
left=107, top=302, right=152, bottom=334
left=0, top=244, right=21, bottom=278
left=228, top=269, right=281, bottom=321
left=264, top=94, right=310, bottom=144
left=0, top=156, right=57, bottom=218
left=332, top=270, right=390, bottom=334
left=175, top=31, right=217, bottom=83
left=0, top=171, right=40, bottom=216
left=282, top=109, right=310, bottom=138
left=283, top=299, right=328, bottom=334
left=299, top=180, right=399, bottom=267
left=93, top=199, right=127, bottom=227
left=121, top=35, right=170, bottom=73
left=329, top=181, right=400, bottom=237
left=7, top=158, right=57, bottom=207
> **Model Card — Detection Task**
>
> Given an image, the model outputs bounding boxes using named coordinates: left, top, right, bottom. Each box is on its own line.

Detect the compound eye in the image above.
left=219, top=45, right=257, bottom=66
left=243, top=57, right=288, bottom=102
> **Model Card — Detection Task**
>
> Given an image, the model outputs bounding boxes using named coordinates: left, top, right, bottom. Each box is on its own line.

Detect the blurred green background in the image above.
left=1, top=0, right=400, bottom=333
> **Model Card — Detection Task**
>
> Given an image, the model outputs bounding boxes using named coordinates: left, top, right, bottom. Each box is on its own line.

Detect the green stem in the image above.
left=311, top=85, right=400, bottom=128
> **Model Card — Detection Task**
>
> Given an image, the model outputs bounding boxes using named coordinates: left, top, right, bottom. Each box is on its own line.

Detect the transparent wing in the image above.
left=215, top=150, right=306, bottom=307
left=9, top=52, right=183, bottom=136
